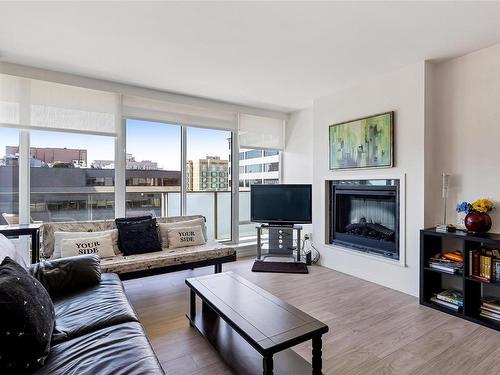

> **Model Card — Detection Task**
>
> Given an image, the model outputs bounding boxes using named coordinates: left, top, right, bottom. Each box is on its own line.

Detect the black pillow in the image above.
left=0, top=257, right=55, bottom=372
left=115, top=216, right=162, bottom=256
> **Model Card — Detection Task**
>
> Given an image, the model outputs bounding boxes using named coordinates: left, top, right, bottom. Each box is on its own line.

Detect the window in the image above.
left=245, top=149, right=263, bottom=159
left=126, top=119, right=181, bottom=217
left=264, top=150, right=279, bottom=157
left=238, top=148, right=281, bottom=239
left=264, top=162, right=279, bottom=172
left=245, top=164, right=262, bottom=173
left=30, top=130, right=115, bottom=222
left=186, top=127, right=231, bottom=240
left=0, top=128, right=19, bottom=224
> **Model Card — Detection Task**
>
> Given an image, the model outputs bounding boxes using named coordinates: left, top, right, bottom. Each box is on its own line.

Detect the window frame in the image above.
left=1, top=115, right=282, bottom=245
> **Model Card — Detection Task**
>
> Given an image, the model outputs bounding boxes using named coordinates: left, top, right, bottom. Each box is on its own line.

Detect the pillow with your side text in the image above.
left=167, top=225, right=206, bottom=249
left=60, top=233, right=115, bottom=259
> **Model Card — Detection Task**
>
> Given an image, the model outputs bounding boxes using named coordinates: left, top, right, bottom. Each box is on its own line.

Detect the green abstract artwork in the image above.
left=329, top=112, right=393, bottom=170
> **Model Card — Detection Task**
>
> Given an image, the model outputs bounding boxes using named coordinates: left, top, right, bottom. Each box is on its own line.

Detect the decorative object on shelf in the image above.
left=329, top=111, right=393, bottom=170
left=456, top=198, right=495, bottom=233
left=436, top=173, right=451, bottom=233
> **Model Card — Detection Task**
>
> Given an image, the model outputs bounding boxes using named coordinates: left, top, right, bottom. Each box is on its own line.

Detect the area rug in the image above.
left=251, top=260, right=309, bottom=274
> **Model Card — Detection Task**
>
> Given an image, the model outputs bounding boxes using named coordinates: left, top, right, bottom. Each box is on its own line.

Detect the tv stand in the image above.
left=257, top=224, right=303, bottom=262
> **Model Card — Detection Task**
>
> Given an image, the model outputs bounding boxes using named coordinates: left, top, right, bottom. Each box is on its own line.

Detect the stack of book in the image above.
left=469, top=249, right=500, bottom=283
left=430, top=289, right=463, bottom=311
left=480, top=298, right=500, bottom=323
left=428, top=251, right=464, bottom=274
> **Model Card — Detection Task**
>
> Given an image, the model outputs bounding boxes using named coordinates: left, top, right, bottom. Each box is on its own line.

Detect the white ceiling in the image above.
left=2, top=1, right=500, bottom=113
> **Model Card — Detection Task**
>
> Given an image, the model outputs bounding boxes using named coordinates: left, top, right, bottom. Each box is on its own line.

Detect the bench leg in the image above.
left=263, top=355, right=273, bottom=375
left=312, top=335, right=322, bottom=375
left=214, top=263, right=222, bottom=273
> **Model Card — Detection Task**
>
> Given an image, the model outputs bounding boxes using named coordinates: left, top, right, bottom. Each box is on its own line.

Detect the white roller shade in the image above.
left=238, top=113, right=284, bottom=150
left=0, top=73, right=118, bottom=135
left=122, top=95, right=237, bottom=131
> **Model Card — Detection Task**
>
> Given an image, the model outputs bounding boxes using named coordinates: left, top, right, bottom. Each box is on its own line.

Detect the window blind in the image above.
left=0, top=73, right=119, bottom=135
left=238, top=113, right=284, bottom=150
left=122, top=95, right=238, bottom=131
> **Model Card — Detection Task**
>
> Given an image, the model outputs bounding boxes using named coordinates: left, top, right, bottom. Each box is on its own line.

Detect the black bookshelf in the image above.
left=420, top=228, right=500, bottom=331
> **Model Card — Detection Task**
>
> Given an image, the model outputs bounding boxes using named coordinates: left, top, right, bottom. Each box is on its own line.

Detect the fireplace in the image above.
left=329, top=179, right=400, bottom=260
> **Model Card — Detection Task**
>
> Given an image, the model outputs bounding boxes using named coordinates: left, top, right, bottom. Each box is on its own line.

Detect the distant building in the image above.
left=233, top=148, right=280, bottom=189
left=6, top=146, right=87, bottom=168
left=186, top=156, right=229, bottom=191
left=91, top=154, right=159, bottom=170
left=125, top=153, right=158, bottom=170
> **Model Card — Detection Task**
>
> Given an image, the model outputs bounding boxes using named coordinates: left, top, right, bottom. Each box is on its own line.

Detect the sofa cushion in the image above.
left=115, top=216, right=162, bottom=256
left=53, top=229, right=120, bottom=259
left=0, top=233, right=28, bottom=268
left=51, top=273, right=138, bottom=344
left=0, top=257, right=55, bottom=373
left=167, top=225, right=206, bottom=249
left=60, top=233, right=115, bottom=259
left=158, top=217, right=207, bottom=248
left=100, top=241, right=235, bottom=275
left=30, top=255, right=101, bottom=299
left=34, top=322, right=164, bottom=375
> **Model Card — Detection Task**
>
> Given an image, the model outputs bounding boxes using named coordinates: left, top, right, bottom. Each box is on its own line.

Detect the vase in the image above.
left=464, top=212, right=492, bottom=233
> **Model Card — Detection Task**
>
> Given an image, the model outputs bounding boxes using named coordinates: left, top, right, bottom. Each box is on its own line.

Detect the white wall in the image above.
left=283, top=107, right=314, bottom=184
left=312, top=62, right=426, bottom=296
left=426, top=44, right=500, bottom=232
left=283, top=107, right=314, bottom=236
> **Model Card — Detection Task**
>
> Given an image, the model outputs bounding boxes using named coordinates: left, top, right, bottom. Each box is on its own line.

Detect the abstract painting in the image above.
left=329, top=112, right=394, bottom=170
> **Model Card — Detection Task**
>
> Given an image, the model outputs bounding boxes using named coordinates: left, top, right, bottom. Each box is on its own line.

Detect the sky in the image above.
left=1, top=120, right=231, bottom=170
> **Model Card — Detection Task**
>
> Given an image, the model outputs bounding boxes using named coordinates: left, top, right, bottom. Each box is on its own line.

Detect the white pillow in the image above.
left=53, top=229, right=119, bottom=259
left=60, top=234, right=115, bottom=259
left=159, top=218, right=207, bottom=248
left=167, top=225, right=206, bottom=249
left=0, top=234, right=28, bottom=268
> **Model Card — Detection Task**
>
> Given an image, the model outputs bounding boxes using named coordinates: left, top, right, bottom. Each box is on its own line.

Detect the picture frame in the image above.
left=329, top=111, right=394, bottom=170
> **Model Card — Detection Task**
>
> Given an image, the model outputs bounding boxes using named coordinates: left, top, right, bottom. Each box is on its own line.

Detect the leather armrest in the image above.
left=29, top=254, right=101, bottom=298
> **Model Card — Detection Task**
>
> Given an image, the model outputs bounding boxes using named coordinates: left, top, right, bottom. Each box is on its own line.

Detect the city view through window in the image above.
left=0, top=121, right=280, bottom=241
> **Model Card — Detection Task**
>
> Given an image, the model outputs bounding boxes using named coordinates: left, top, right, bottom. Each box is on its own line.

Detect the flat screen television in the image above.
left=250, top=184, right=312, bottom=225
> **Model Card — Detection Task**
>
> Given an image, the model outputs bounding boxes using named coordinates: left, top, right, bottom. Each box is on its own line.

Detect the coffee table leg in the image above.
left=189, top=289, right=196, bottom=324
left=263, top=355, right=273, bottom=375
left=312, top=335, right=322, bottom=375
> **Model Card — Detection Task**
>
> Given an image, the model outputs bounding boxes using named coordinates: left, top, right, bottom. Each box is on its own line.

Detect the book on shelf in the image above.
left=469, top=249, right=500, bottom=282
left=479, top=298, right=500, bottom=323
left=430, top=289, right=463, bottom=311
left=481, top=298, right=500, bottom=312
left=428, top=252, right=463, bottom=274
left=480, top=312, right=500, bottom=323
left=430, top=297, right=461, bottom=311
left=436, top=289, right=463, bottom=307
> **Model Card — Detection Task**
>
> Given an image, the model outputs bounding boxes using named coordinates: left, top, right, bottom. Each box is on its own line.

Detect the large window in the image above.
left=30, top=130, right=115, bottom=222
left=0, top=128, right=19, bottom=224
left=126, top=119, right=181, bottom=217
left=238, top=148, right=281, bottom=239
left=186, top=127, right=231, bottom=240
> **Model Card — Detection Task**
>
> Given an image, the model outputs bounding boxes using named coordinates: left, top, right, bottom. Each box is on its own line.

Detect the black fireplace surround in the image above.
left=329, top=179, right=400, bottom=260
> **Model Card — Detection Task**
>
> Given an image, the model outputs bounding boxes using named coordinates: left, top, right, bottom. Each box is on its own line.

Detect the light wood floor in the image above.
left=123, top=258, right=500, bottom=375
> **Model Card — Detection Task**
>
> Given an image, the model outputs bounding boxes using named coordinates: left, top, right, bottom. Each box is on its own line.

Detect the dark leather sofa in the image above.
left=29, top=255, right=164, bottom=374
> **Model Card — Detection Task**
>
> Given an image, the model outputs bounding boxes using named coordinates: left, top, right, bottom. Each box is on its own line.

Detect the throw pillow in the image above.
left=158, top=218, right=207, bottom=248
left=60, top=234, right=115, bottom=259
left=0, top=234, right=28, bottom=269
left=0, top=257, right=55, bottom=372
left=52, top=229, right=119, bottom=259
left=167, top=225, right=206, bottom=249
left=115, top=216, right=162, bottom=256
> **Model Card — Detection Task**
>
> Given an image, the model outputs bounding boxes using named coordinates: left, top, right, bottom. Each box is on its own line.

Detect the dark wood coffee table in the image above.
left=186, top=272, right=328, bottom=374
